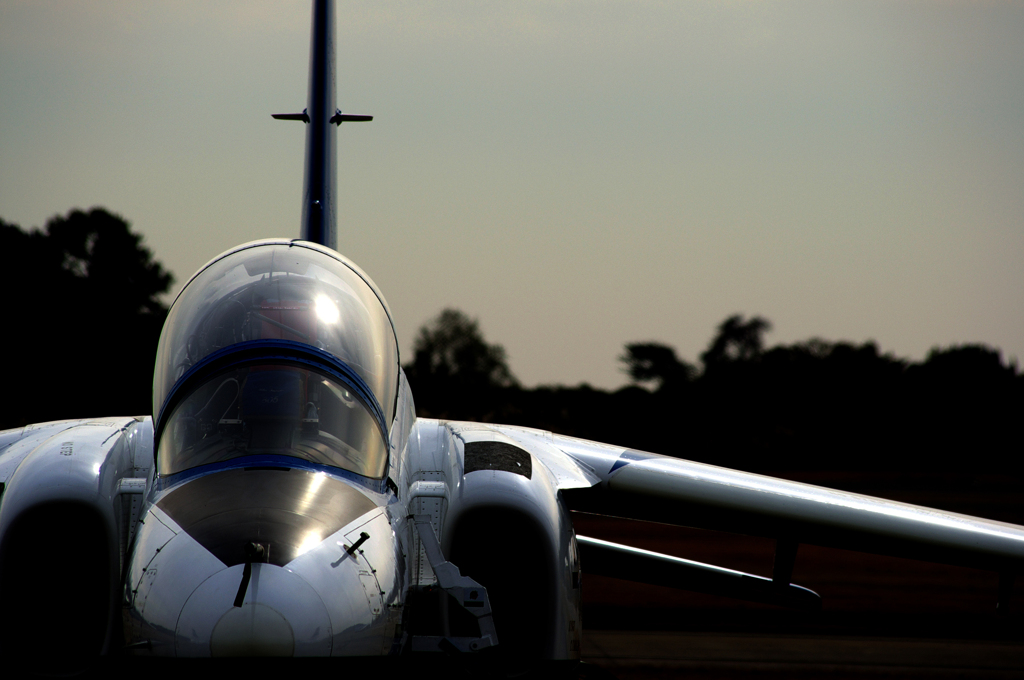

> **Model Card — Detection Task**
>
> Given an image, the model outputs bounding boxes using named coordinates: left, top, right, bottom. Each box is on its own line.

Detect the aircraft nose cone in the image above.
left=176, top=563, right=332, bottom=656
left=211, top=603, right=294, bottom=657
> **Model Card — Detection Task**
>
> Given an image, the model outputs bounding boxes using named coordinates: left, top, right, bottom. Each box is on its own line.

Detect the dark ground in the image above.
left=575, top=471, right=1024, bottom=679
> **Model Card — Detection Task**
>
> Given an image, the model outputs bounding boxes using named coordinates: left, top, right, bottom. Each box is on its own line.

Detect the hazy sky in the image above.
left=2, top=1, right=1022, bottom=389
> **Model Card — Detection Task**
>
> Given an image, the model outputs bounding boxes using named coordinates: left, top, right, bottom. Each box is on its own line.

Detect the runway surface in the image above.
left=582, top=631, right=1024, bottom=679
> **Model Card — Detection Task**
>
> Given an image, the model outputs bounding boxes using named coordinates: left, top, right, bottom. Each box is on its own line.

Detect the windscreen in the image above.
left=158, top=363, right=388, bottom=478
left=153, top=241, right=399, bottom=429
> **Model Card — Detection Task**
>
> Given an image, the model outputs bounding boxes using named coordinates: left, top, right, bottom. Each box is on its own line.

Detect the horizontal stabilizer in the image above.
left=272, top=111, right=310, bottom=123
left=330, top=111, right=373, bottom=125
left=577, top=535, right=821, bottom=611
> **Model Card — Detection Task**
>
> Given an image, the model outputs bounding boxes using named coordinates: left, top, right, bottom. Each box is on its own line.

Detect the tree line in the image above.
left=3, top=208, right=1020, bottom=476
left=406, top=310, right=1022, bottom=475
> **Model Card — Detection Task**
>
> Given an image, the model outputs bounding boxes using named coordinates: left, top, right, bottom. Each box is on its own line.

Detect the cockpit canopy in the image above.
left=152, top=240, right=399, bottom=478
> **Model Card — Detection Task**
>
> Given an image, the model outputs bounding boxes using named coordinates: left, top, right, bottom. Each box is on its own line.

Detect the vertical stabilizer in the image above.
left=272, top=0, right=372, bottom=251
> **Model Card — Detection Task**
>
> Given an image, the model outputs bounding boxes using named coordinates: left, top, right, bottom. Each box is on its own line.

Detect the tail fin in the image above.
left=272, top=0, right=372, bottom=251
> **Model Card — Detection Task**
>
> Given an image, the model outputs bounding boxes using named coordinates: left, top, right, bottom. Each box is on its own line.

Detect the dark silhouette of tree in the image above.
left=620, top=342, right=695, bottom=392
left=0, top=208, right=173, bottom=429
left=44, top=208, right=173, bottom=316
left=407, top=308, right=517, bottom=389
left=914, top=344, right=1016, bottom=387
left=700, top=314, right=772, bottom=369
left=404, top=308, right=517, bottom=419
left=745, top=339, right=909, bottom=470
left=904, top=344, right=1022, bottom=472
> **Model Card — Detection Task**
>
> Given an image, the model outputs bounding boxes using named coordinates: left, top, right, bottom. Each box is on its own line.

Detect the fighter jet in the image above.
left=1, top=0, right=1022, bottom=674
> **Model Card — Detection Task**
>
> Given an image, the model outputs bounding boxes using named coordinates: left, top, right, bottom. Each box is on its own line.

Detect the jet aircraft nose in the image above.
left=127, top=465, right=399, bottom=657
left=212, top=603, right=294, bottom=656
left=176, top=562, right=331, bottom=656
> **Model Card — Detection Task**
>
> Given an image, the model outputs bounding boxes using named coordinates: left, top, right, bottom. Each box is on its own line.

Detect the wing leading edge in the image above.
left=489, top=424, right=1024, bottom=594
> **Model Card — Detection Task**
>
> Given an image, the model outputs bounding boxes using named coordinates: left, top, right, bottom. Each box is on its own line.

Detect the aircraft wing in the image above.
left=487, top=424, right=1024, bottom=582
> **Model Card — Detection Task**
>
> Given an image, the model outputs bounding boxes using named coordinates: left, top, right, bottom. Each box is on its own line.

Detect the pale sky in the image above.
left=2, top=1, right=1022, bottom=389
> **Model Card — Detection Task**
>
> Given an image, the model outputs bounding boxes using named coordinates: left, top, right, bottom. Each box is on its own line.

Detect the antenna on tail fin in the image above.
left=272, top=0, right=372, bottom=251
